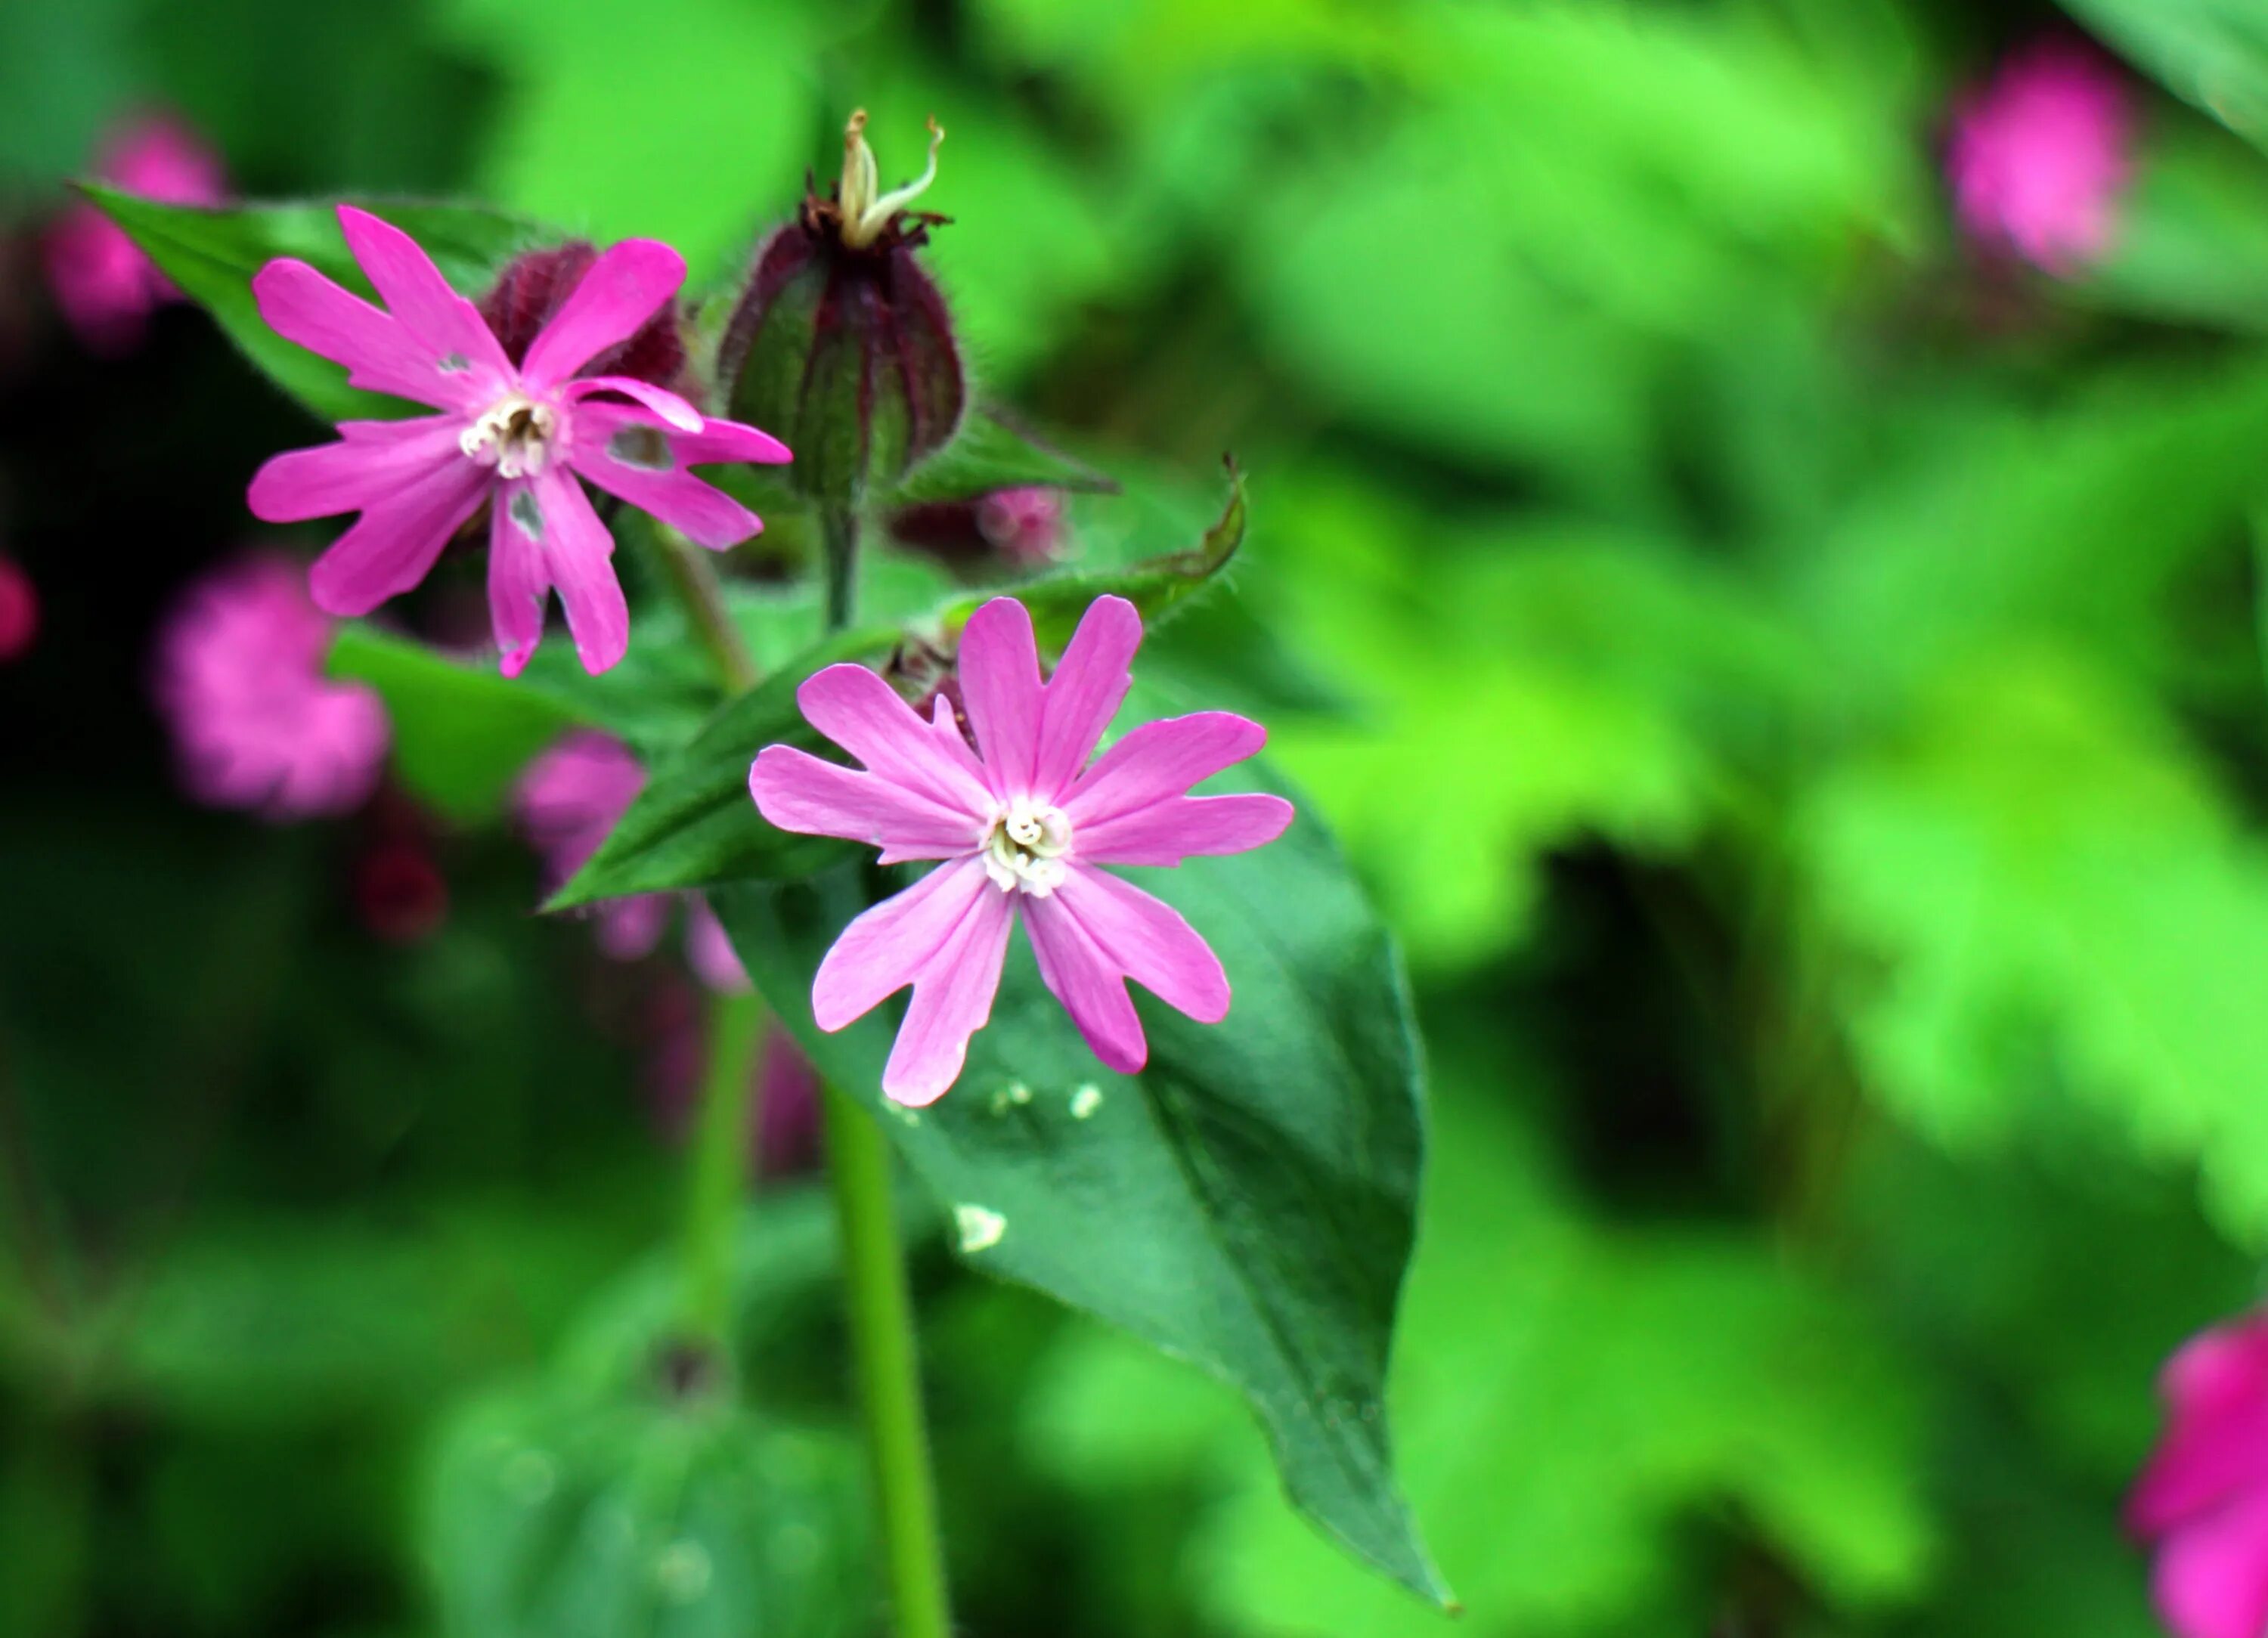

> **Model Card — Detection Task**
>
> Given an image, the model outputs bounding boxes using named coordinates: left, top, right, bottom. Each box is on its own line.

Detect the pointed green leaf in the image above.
left=2062, top=0, right=2268, bottom=150
left=82, top=187, right=544, bottom=423
left=891, top=404, right=1119, bottom=506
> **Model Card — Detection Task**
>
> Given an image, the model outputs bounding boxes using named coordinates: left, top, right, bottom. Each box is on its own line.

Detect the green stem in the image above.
left=815, top=504, right=953, bottom=1635
left=654, top=525, right=760, bottom=694
left=682, top=992, right=766, bottom=1345
left=823, top=1084, right=953, bottom=1638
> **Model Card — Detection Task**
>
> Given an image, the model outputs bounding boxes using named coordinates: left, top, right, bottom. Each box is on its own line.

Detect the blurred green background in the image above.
left=8, top=0, right=2268, bottom=1633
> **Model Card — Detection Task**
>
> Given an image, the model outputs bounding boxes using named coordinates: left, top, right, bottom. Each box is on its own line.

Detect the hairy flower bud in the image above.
left=717, top=111, right=966, bottom=507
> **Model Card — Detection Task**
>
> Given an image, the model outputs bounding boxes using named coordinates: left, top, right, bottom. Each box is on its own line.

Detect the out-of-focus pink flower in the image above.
left=0, top=556, right=39, bottom=662
left=750, top=593, right=1294, bottom=1104
left=514, top=729, right=747, bottom=988
left=45, top=113, right=226, bottom=354
left=2130, top=1312, right=2268, bottom=1638
left=246, top=206, right=790, bottom=677
left=1948, top=39, right=2134, bottom=274
left=153, top=553, right=390, bottom=820
left=978, top=488, right=1066, bottom=565
left=642, top=992, right=823, bottom=1178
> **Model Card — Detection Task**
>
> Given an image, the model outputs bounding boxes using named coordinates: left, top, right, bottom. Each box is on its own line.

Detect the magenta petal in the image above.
left=567, top=402, right=761, bottom=550
left=252, top=259, right=476, bottom=409
left=1065, top=710, right=1266, bottom=827
left=488, top=478, right=548, bottom=677
left=684, top=900, right=752, bottom=994
left=796, top=664, right=994, bottom=817
left=1054, top=866, right=1229, bottom=1023
left=668, top=416, right=792, bottom=467
left=1023, top=890, right=1148, bottom=1075
left=881, top=881, right=1017, bottom=1106
left=813, top=856, right=993, bottom=1030
left=562, top=374, right=703, bottom=432
left=307, top=455, right=491, bottom=618
left=2154, top=1488, right=2268, bottom=1638
left=751, top=745, right=985, bottom=860
left=520, top=238, right=686, bottom=390
left=958, top=596, right=1045, bottom=800
left=2133, top=1318, right=2268, bottom=1536
left=248, top=415, right=466, bottom=522
left=1033, top=593, right=1140, bottom=801
left=531, top=469, right=629, bottom=676
left=596, top=893, right=671, bottom=961
left=1074, top=791, right=1294, bottom=869
left=336, top=206, right=513, bottom=386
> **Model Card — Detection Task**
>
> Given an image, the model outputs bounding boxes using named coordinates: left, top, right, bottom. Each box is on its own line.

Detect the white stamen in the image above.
left=984, top=798, right=1071, bottom=896
left=460, top=392, right=559, bottom=480
left=838, top=109, right=944, bottom=249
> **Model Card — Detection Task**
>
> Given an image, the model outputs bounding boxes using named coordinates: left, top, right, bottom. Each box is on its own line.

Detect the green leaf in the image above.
left=329, top=625, right=581, bottom=824
left=708, top=670, right=1448, bottom=1602
left=549, top=625, right=900, bottom=909
left=2063, top=0, right=2268, bottom=150
left=82, top=187, right=544, bottom=423
left=891, top=405, right=1120, bottom=506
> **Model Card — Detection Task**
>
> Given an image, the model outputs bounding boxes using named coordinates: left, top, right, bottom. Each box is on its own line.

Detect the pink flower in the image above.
left=1948, top=39, right=2134, bottom=274
left=2130, top=1312, right=2268, bottom=1638
left=515, top=729, right=750, bottom=989
left=246, top=206, right=791, bottom=678
left=153, top=553, right=390, bottom=820
left=0, top=556, right=38, bottom=663
left=45, top=113, right=226, bottom=354
left=749, top=593, right=1294, bottom=1104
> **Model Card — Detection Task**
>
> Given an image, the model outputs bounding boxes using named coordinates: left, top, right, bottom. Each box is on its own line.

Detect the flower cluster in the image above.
left=45, top=113, right=226, bottom=353
left=1948, top=37, right=2133, bottom=274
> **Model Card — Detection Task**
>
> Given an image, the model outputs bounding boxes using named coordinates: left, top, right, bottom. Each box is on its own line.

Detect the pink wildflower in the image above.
left=246, top=206, right=790, bottom=677
left=2130, top=1312, right=2268, bottom=1638
left=153, top=553, right=390, bottom=820
left=45, top=113, right=226, bottom=354
left=515, top=729, right=748, bottom=989
left=0, top=556, right=38, bottom=663
left=1948, top=39, right=2133, bottom=274
left=749, top=593, right=1293, bottom=1104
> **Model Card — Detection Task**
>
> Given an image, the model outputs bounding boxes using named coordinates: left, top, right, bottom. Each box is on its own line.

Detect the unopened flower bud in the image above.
left=717, top=110, right=966, bottom=506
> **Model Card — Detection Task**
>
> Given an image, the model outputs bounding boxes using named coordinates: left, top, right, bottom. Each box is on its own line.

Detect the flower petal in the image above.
left=568, top=401, right=762, bottom=550
left=248, top=415, right=467, bottom=522
left=1064, top=711, right=1266, bottom=828
left=751, top=745, right=986, bottom=862
left=335, top=206, right=513, bottom=386
left=813, top=856, right=995, bottom=1033
left=958, top=596, right=1044, bottom=800
left=519, top=238, right=686, bottom=390
left=488, top=477, right=549, bottom=678
left=1073, top=792, right=1294, bottom=869
left=1022, top=890, right=1147, bottom=1075
left=1053, top=865, right=1230, bottom=1023
left=531, top=468, right=629, bottom=676
left=306, top=453, right=491, bottom=618
left=2152, top=1487, right=2268, bottom=1638
left=562, top=374, right=704, bottom=432
left=1033, top=593, right=1141, bottom=801
left=2133, top=1317, right=2268, bottom=1536
left=252, top=259, right=477, bottom=409
left=670, top=416, right=792, bottom=466
left=882, top=882, right=1017, bottom=1106
left=796, top=664, right=993, bottom=818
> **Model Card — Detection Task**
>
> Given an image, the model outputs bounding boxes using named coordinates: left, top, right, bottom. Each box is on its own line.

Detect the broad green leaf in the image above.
left=549, top=625, right=900, bottom=909
left=329, top=625, right=581, bottom=824
left=708, top=670, right=1448, bottom=1602
left=2081, top=117, right=2268, bottom=333
left=2063, top=0, right=2268, bottom=150
left=891, top=406, right=1119, bottom=506
left=83, top=187, right=544, bottom=423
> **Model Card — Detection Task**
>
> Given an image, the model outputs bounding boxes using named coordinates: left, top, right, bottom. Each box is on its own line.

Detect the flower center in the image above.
left=460, top=392, right=559, bottom=480
left=983, top=799, right=1071, bottom=897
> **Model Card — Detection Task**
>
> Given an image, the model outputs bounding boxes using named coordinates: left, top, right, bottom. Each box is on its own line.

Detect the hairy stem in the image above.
left=823, top=1084, right=953, bottom=1638
left=654, top=525, right=759, bottom=694
left=682, top=991, right=766, bottom=1346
